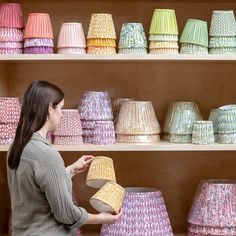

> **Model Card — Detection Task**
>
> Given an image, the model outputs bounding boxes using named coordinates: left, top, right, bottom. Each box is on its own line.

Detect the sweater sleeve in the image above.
left=34, top=148, right=88, bottom=229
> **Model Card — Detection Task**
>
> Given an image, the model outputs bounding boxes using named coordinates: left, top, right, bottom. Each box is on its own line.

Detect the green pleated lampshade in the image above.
left=180, top=19, right=208, bottom=47
left=149, top=9, right=178, bottom=35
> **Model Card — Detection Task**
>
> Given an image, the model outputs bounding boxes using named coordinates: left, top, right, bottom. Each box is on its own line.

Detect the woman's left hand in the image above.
left=67, top=155, right=94, bottom=176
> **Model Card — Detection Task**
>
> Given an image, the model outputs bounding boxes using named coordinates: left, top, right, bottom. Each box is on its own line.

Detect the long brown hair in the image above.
left=8, top=80, right=64, bottom=170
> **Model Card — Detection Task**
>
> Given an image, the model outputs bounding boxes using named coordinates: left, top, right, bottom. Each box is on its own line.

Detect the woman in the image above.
left=7, top=80, right=122, bottom=236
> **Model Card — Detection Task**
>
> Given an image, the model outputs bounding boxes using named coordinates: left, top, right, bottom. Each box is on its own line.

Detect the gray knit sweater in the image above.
left=7, top=133, right=88, bottom=236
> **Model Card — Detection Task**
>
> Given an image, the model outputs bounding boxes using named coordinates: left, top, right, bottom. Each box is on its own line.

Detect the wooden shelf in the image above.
left=1, top=54, right=236, bottom=62
left=1, top=141, right=236, bottom=152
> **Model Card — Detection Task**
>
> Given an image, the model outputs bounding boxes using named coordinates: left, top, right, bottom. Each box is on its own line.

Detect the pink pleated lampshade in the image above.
left=57, top=22, right=86, bottom=48
left=0, top=123, right=17, bottom=139
left=0, top=27, right=23, bottom=42
left=188, top=223, right=236, bottom=235
left=0, top=48, right=22, bottom=55
left=57, top=47, right=86, bottom=54
left=0, top=41, right=22, bottom=49
left=0, top=3, right=23, bottom=29
left=54, top=109, right=82, bottom=136
left=24, top=13, right=53, bottom=39
left=53, top=135, right=83, bottom=145
left=0, top=97, right=20, bottom=123
left=188, top=179, right=236, bottom=228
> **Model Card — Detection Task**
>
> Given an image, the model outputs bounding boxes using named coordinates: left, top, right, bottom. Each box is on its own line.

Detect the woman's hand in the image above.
left=86, top=209, right=123, bottom=225
left=66, top=155, right=94, bottom=176
left=97, top=209, right=123, bottom=224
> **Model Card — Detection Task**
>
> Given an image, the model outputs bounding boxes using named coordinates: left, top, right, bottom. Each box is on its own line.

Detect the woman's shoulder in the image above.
left=23, top=138, right=62, bottom=164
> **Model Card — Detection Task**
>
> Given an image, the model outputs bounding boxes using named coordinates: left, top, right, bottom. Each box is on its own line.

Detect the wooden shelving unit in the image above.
left=1, top=0, right=236, bottom=235
left=1, top=142, right=236, bottom=152
left=0, top=54, right=236, bottom=61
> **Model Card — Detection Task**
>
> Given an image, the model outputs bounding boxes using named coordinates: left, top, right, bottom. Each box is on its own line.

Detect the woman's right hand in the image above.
left=86, top=208, right=123, bottom=225
left=97, top=209, right=123, bottom=224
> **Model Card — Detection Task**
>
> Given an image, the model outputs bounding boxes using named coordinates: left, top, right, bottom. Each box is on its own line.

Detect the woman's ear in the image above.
left=48, top=104, right=53, bottom=116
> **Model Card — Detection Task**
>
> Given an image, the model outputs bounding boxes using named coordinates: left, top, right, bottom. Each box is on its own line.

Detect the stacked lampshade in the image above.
left=113, top=98, right=134, bottom=125
left=192, top=121, right=214, bottom=144
left=87, top=156, right=125, bottom=214
left=79, top=91, right=115, bottom=144
left=90, top=181, right=125, bottom=213
left=0, top=3, right=24, bottom=54
left=93, top=121, right=115, bottom=145
left=208, top=108, right=219, bottom=141
left=180, top=19, right=208, bottom=54
left=101, top=187, right=174, bottom=236
left=118, top=23, right=147, bottom=54
left=57, top=23, right=86, bottom=54
left=188, top=179, right=236, bottom=235
left=24, top=13, right=54, bottom=54
left=0, top=97, right=20, bottom=144
left=149, top=9, right=179, bottom=54
left=115, top=101, right=161, bottom=143
left=87, top=14, right=116, bottom=54
left=86, top=156, right=116, bottom=188
left=209, top=10, right=236, bottom=55
left=217, top=105, right=236, bottom=143
left=53, top=109, right=83, bottom=145
left=162, top=102, right=202, bottom=143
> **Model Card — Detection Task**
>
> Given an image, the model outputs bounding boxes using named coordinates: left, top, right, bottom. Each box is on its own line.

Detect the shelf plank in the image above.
left=1, top=54, right=236, bottom=62
left=1, top=141, right=236, bottom=152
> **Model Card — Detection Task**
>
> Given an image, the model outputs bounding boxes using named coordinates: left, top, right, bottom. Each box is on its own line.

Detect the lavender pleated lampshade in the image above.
left=24, top=46, right=53, bottom=54
left=93, top=121, right=115, bottom=145
left=79, top=91, right=113, bottom=121
left=101, top=187, right=173, bottom=236
left=81, top=120, right=97, bottom=129
left=82, top=128, right=94, bottom=137
left=82, top=136, right=94, bottom=143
